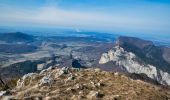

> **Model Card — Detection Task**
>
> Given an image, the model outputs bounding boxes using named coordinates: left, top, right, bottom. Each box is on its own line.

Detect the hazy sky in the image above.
left=0, top=0, right=170, bottom=34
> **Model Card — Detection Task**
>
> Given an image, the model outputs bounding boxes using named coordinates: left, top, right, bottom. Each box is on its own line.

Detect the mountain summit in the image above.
left=0, top=67, right=170, bottom=99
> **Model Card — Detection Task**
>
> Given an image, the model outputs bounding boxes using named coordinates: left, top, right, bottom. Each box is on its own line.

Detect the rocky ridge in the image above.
left=99, top=45, right=170, bottom=85
left=0, top=67, right=170, bottom=100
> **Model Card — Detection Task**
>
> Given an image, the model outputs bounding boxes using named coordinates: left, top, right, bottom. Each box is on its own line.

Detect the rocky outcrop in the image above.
left=39, top=75, right=53, bottom=87
left=116, top=36, right=170, bottom=73
left=16, top=73, right=38, bottom=89
left=1, top=67, right=170, bottom=100
left=99, top=45, right=170, bottom=85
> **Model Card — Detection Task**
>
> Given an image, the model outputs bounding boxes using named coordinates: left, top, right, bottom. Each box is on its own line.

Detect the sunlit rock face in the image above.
left=99, top=45, right=170, bottom=85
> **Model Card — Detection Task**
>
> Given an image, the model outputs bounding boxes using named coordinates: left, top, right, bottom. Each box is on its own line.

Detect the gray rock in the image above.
left=67, top=74, right=75, bottom=81
left=61, top=67, right=69, bottom=74
left=87, top=91, right=103, bottom=99
left=47, top=66, right=56, bottom=71
left=39, top=75, right=53, bottom=87
left=74, top=84, right=83, bottom=90
left=99, top=45, right=170, bottom=85
left=17, top=73, right=37, bottom=89
left=0, top=91, right=6, bottom=97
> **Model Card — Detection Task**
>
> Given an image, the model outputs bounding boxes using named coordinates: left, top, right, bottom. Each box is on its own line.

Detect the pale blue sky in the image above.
left=0, top=0, right=170, bottom=35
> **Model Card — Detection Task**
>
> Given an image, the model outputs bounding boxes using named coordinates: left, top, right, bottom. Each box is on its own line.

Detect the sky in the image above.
left=0, top=0, right=170, bottom=35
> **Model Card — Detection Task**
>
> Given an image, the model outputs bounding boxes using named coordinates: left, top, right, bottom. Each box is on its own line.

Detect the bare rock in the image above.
left=87, top=91, right=103, bottom=99
left=61, top=67, right=69, bottom=74
left=40, top=69, right=47, bottom=75
left=67, top=73, right=75, bottom=81
left=16, top=73, right=37, bottom=89
left=39, top=75, right=53, bottom=87
left=94, top=68, right=101, bottom=73
left=74, top=84, right=83, bottom=90
left=0, top=91, right=6, bottom=97
left=47, top=66, right=56, bottom=71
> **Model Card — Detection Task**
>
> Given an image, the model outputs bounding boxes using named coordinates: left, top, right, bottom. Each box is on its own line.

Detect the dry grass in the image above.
left=3, top=68, right=170, bottom=100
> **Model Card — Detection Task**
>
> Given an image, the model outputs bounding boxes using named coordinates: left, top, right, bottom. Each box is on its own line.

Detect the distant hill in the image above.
left=0, top=32, right=35, bottom=43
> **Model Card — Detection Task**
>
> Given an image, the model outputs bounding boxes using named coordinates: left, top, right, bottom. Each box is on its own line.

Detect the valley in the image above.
left=0, top=31, right=170, bottom=92
left=0, top=32, right=115, bottom=80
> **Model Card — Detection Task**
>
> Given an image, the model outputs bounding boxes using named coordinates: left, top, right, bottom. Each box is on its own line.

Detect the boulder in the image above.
left=0, top=91, right=6, bottom=97
left=87, top=91, right=103, bottom=99
left=39, top=75, right=53, bottom=87
left=61, top=67, right=69, bottom=74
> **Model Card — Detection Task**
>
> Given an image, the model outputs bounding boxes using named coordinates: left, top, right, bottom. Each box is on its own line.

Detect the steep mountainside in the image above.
left=162, top=47, right=170, bottom=64
left=0, top=67, right=169, bottom=100
left=99, top=36, right=170, bottom=85
left=117, top=36, right=170, bottom=73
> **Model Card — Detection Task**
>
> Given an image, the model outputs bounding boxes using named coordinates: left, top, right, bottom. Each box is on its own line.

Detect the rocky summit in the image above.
left=0, top=67, right=170, bottom=100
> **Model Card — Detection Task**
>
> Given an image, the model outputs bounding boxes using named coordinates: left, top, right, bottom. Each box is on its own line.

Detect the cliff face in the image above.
left=99, top=46, right=170, bottom=85
left=1, top=67, right=170, bottom=100
left=99, top=36, right=170, bottom=85
left=117, top=36, right=170, bottom=73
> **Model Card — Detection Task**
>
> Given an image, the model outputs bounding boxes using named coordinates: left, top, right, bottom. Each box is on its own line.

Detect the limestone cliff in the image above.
left=99, top=45, right=170, bottom=85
